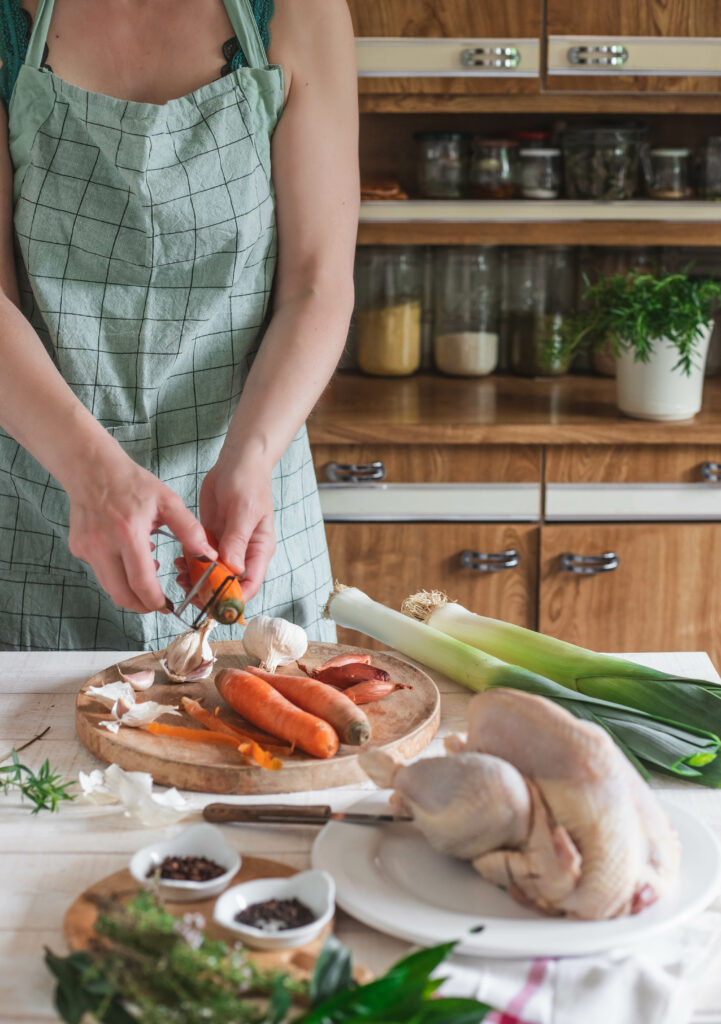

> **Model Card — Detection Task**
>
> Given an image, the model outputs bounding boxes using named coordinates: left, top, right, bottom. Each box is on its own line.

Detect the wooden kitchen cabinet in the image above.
left=539, top=523, right=721, bottom=664
left=313, top=444, right=541, bottom=485
left=347, top=0, right=542, bottom=97
left=546, top=0, right=721, bottom=93
left=545, top=446, right=721, bottom=483
left=326, top=522, right=538, bottom=649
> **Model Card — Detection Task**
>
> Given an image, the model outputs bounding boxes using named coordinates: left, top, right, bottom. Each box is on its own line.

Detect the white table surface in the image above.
left=3, top=649, right=721, bottom=1024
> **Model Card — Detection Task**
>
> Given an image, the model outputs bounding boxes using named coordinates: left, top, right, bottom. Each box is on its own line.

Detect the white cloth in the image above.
left=438, top=910, right=721, bottom=1024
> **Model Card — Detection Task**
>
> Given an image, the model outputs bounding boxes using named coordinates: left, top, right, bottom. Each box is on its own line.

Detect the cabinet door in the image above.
left=540, top=524, right=721, bottom=668
left=347, top=0, right=542, bottom=97
left=547, top=0, right=721, bottom=93
left=326, top=522, right=538, bottom=650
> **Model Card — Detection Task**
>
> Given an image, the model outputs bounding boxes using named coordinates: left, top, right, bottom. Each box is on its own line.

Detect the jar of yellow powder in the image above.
left=355, top=247, right=423, bottom=376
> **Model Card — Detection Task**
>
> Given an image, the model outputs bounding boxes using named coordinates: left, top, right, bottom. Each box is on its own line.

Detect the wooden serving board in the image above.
left=75, top=641, right=440, bottom=794
left=64, top=856, right=369, bottom=983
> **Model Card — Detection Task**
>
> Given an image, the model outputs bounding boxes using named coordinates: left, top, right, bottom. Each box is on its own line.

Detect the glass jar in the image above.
left=354, top=247, right=423, bottom=377
left=513, top=130, right=553, bottom=150
left=506, top=247, right=575, bottom=377
left=562, top=124, right=647, bottom=200
left=469, top=138, right=518, bottom=199
left=519, top=148, right=561, bottom=199
left=697, top=137, right=721, bottom=199
left=433, top=247, right=499, bottom=377
left=415, top=132, right=467, bottom=199
left=648, top=148, right=692, bottom=199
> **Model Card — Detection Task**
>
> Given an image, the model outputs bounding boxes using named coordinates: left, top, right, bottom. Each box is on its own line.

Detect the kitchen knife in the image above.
left=203, top=803, right=412, bottom=826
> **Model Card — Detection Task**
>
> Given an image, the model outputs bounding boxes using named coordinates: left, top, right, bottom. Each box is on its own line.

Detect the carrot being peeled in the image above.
left=182, top=528, right=245, bottom=625
left=247, top=666, right=371, bottom=747
left=216, top=669, right=339, bottom=759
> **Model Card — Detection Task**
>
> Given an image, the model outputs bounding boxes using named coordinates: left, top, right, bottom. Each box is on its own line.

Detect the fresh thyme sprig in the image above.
left=0, top=728, right=75, bottom=813
left=45, top=892, right=493, bottom=1024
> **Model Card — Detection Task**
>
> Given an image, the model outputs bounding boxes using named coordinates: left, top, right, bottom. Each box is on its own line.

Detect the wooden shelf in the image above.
left=358, top=200, right=721, bottom=246
left=308, top=373, right=721, bottom=446
left=359, top=94, right=721, bottom=116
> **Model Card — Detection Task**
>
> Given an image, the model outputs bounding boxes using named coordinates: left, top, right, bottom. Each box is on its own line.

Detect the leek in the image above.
left=324, top=585, right=721, bottom=784
left=402, top=591, right=721, bottom=738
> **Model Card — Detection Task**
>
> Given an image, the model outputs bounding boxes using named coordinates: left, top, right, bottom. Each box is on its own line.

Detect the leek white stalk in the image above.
left=325, top=584, right=720, bottom=784
left=402, top=591, right=721, bottom=738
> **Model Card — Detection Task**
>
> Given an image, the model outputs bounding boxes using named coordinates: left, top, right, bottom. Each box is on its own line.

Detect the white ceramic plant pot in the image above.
left=615, top=323, right=712, bottom=421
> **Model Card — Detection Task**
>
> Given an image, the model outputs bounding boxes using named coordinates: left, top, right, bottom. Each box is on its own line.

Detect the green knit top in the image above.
left=0, top=0, right=274, bottom=110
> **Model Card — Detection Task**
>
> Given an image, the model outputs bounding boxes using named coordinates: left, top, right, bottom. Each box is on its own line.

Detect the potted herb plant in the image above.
left=561, top=270, right=721, bottom=420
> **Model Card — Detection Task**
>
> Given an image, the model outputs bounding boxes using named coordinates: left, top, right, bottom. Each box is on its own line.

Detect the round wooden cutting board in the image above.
left=64, top=856, right=370, bottom=982
left=76, top=641, right=440, bottom=794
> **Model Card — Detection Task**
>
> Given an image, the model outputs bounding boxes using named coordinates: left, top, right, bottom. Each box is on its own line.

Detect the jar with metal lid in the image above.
left=562, top=124, right=647, bottom=200
left=648, top=148, right=692, bottom=199
left=469, top=138, right=518, bottom=199
left=415, top=132, right=467, bottom=199
left=354, top=247, right=423, bottom=377
left=506, top=246, right=575, bottom=377
left=433, top=247, right=499, bottom=376
left=697, top=137, right=721, bottom=199
left=519, top=148, right=561, bottom=199
left=513, top=129, right=553, bottom=150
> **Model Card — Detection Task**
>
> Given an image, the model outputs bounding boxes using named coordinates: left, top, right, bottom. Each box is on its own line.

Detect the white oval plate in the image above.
left=312, top=793, right=721, bottom=959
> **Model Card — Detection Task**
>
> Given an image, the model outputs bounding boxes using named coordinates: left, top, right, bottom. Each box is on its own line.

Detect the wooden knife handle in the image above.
left=203, top=803, right=332, bottom=823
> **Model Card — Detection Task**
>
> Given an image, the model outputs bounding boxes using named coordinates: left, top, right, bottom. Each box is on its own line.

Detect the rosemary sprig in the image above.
left=0, top=728, right=75, bottom=813
left=45, top=892, right=493, bottom=1024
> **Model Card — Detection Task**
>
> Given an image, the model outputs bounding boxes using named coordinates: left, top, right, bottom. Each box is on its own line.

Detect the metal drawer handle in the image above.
left=567, top=44, right=629, bottom=67
left=460, top=549, right=520, bottom=573
left=701, top=461, right=721, bottom=482
left=461, top=46, right=520, bottom=70
left=325, top=461, right=386, bottom=483
left=561, top=552, right=619, bottom=575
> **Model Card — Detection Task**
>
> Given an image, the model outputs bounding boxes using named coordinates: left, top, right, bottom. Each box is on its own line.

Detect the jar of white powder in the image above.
left=433, top=247, right=499, bottom=376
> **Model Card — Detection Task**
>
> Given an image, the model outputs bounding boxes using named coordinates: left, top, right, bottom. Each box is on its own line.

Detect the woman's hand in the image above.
left=194, top=453, right=277, bottom=602
left=66, top=449, right=216, bottom=614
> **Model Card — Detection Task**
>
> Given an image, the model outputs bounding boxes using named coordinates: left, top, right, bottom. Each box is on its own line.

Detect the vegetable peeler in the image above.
left=154, top=527, right=241, bottom=630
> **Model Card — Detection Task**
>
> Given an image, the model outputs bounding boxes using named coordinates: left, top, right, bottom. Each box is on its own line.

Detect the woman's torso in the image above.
left=7, top=0, right=280, bottom=106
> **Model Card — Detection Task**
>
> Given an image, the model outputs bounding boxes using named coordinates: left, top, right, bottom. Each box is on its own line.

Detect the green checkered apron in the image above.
left=0, top=0, right=335, bottom=650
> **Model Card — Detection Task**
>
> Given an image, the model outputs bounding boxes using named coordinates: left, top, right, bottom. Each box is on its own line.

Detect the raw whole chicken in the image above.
left=360, top=688, right=680, bottom=920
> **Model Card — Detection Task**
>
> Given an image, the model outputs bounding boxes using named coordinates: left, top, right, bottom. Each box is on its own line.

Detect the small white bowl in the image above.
left=129, top=823, right=241, bottom=903
left=213, top=869, right=335, bottom=950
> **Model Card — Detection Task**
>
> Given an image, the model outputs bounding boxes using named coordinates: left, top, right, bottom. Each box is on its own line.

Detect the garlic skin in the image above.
left=242, top=615, right=308, bottom=673
left=161, top=619, right=216, bottom=683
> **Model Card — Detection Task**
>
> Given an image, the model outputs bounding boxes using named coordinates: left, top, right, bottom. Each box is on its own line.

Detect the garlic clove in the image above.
left=117, top=666, right=155, bottom=691
left=162, top=620, right=216, bottom=682
left=242, top=615, right=308, bottom=673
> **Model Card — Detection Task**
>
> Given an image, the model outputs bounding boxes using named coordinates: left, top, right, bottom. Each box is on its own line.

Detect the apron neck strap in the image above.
left=26, top=0, right=56, bottom=69
left=222, top=0, right=268, bottom=69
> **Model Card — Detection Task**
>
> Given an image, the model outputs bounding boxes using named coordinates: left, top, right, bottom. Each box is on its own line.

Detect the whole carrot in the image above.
left=216, top=669, right=339, bottom=759
left=182, top=529, right=245, bottom=625
left=247, top=667, right=371, bottom=747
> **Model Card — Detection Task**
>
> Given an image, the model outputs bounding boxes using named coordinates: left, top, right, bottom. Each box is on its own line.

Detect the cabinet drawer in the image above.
left=326, top=522, right=538, bottom=649
left=546, top=446, right=721, bottom=484
left=313, top=445, right=541, bottom=484
left=539, top=523, right=721, bottom=666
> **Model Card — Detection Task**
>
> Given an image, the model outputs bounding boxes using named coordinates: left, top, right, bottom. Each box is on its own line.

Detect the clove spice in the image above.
left=148, top=855, right=227, bottom=882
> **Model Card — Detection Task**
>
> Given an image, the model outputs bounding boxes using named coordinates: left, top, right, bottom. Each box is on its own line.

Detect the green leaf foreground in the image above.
left=551, top=269, right=721, bottom=375
left=45, top=893, right=494, bottom=1024
left=0, top=747, right=75, bottom=813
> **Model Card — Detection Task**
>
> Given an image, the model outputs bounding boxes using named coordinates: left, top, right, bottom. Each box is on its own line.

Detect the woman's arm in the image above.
left=202, top=0, right=359, bottom=595
left=0, top=108, right=214, bottom=614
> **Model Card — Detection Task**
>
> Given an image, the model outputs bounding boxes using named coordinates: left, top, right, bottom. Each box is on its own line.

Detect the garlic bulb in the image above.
left=161, top=619, right=216, bottom=683
left=242, top=615, right=308, bottom=673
